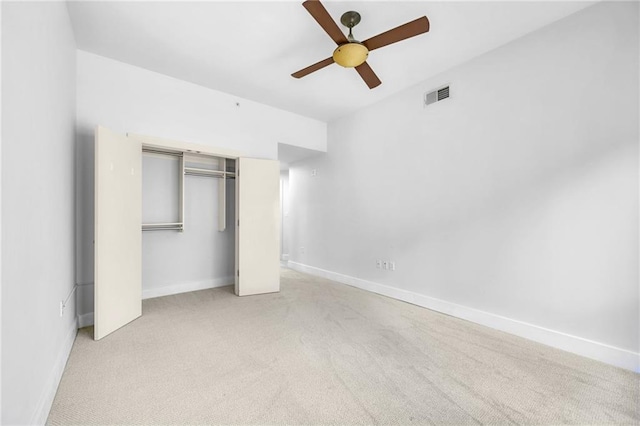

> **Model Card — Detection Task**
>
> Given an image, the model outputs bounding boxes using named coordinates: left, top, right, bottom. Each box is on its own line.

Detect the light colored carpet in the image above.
left=48, top=268, right=639, bottom=425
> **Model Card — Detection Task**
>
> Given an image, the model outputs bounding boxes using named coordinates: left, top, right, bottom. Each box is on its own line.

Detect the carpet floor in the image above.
left=48, top=268, right=639, bottom=425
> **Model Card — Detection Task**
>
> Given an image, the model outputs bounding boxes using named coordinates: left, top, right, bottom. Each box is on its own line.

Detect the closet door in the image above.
left=94, top=126, right=142, bottom=340
left=235, top=158, right=280, bottom=296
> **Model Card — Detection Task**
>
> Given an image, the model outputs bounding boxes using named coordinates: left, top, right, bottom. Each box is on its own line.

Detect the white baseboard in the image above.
left=78, top=312, right=94, bottom=329
left=31, top=316, right=78, bottom=425
left=288, top=261, right=640, bottom=373
left=77, top=277, right=234, bottom=327
left=142, top=276, right=234, bottom=300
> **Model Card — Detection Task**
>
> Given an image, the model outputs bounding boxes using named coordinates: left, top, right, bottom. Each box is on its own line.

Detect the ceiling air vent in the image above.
left=424, top=85, right=450, bottom=107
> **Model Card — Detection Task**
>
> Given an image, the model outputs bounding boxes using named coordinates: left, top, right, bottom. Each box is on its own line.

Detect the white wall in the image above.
left=288, top=1, right=639, bottom=370
left=1, top=2, right=77, bottom=424
left=76, top=51, right=327, bottom=318
left=280, top=170, right=290, bottom=260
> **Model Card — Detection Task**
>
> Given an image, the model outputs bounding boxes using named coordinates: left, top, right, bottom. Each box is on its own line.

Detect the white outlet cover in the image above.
left=383, top=261, right=389, bottom=270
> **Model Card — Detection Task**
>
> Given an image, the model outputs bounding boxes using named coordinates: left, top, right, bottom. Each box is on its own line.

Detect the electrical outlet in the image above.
left=376, top=260, right=382, bottom=269
left=383, top=261, right=389, bottom=270
left=311, top=169, right=317, bottom=177
left=59, top=301, right=64, bottom=318
left=300, top=247, right=305, bottom=254
left=390, top=261, right=396, bottom=271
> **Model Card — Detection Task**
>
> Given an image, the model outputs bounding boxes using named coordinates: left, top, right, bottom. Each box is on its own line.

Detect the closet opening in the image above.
left=141, top=147, right=237, bottom=299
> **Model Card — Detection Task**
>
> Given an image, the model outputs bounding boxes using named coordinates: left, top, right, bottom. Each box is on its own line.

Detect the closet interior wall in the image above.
left=141, top=149, right=236, bottom=297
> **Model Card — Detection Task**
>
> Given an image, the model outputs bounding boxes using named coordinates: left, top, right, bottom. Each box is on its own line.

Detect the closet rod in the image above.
left=142, top=223, right=184, bottom=232
left=142, top=148, right=184, bottom=158
left=185, top=173, right=225, bottom=179
left=183, top=173, right=236, bottom=180
left=184, top=167, right=225, bottom=178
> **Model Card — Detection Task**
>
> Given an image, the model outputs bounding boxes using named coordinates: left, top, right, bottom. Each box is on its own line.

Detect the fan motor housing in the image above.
left=333, top=43, right=369, bottom=68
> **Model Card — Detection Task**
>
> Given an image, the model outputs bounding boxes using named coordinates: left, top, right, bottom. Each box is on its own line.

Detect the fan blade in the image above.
left=355, top=62, right=382, bottom=89
left=292, top=57, right=335, bottom=79
left=302, top=0, right=349, bottom=45
left=362, top=16, right=430, bottom=52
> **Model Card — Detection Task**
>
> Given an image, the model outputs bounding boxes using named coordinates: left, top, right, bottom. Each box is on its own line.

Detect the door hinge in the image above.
left=237, top=270, right=239, bottom=277
left=237, top=219, right=239, bottom=226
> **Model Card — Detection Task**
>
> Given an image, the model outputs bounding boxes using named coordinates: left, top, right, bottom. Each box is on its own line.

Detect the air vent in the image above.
left=437, top=86, right=449, bottom=101
left=424, top=85, right=450, bottom=107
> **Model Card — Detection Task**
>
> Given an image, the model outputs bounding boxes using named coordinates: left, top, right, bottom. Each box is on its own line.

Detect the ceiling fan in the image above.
left=292, top=0, right=430, bottom=89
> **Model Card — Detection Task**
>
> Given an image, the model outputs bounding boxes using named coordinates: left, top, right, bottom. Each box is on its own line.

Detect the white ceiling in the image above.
left=67, top=1, right=593, bottom=122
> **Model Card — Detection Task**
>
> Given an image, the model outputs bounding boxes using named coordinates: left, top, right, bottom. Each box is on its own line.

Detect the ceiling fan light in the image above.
left=333, top=43, right=368, bottom=68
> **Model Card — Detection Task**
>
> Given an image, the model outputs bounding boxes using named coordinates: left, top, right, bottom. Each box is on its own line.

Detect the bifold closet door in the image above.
left=236, top=158, right=280, bottom=296
left=94, top=126, right=142, bottom=340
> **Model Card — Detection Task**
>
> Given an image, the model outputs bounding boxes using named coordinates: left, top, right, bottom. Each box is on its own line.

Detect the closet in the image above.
left=94, top=126, right=280, bottom=340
